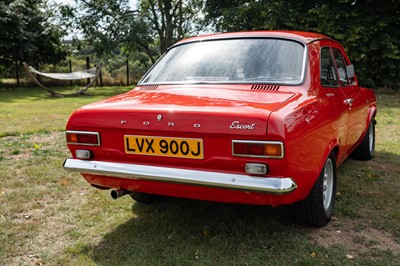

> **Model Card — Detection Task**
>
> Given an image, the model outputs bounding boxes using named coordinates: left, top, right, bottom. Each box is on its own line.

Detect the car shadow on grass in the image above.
left=80, top=149, right=400, bottom=264
left=82, top=198, right=313, bottom=264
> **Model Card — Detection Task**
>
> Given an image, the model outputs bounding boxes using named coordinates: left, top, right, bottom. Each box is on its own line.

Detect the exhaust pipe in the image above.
left=110, top=189, right=131, bottom=199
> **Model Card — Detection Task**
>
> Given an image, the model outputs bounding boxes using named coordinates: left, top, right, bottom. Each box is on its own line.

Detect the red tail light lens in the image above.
left=233, top=140, right=284, bottom=158
left=66, top=131, right=100, bottom=146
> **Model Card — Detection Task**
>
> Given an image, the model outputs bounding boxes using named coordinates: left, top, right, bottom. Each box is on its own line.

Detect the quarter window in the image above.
left=320, top=47, right=338, bottom=87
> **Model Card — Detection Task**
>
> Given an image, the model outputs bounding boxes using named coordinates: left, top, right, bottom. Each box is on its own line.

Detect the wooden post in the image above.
left=86, top=57, right=90, bottom=85
left=99, top=66, right=103, bottom=87
left=126, top=59, right=129, bottom=86
left=69, top=60, right=72, bottom=86
left=95, top=64, right=98, bottom=86
left=15, top=61, right=20, bottom=87
left=36, top=63, right=40, bottom=83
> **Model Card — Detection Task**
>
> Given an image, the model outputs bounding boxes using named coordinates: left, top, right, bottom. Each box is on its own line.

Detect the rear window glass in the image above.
left=140, top=38, right=306, bottom=85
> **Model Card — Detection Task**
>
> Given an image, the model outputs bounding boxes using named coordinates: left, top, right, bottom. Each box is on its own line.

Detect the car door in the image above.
left=330, top=43, right=369, bottom=152
left=318, top=43, right=350, bottom=163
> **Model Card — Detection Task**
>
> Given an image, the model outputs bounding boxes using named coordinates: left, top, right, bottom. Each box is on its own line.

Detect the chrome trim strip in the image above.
left=232, top=140, right=285, bottom=159
left=66, top=131, right=101, bottom=146
left=63, top=159, right=296, bottom=194
left=300, top=44, right=308, bottom=84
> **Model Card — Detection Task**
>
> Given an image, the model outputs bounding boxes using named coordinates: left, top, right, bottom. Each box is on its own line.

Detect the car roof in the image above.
left=174, top=30, right=331, bottom=46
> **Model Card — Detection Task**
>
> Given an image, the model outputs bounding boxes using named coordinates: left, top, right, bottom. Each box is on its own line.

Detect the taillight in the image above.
left=232, top=140, right=284, bottom=158
left=66, top=131, right=100, bottom=146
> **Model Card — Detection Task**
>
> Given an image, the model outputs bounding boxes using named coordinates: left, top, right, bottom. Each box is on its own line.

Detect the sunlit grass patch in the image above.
left=0, top=86, right=132, bottom=136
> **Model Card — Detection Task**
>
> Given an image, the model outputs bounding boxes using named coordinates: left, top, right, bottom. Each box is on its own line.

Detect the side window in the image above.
left=332, top=48, right=350, bottom=86
left=320, top=47, right=338, bottom=87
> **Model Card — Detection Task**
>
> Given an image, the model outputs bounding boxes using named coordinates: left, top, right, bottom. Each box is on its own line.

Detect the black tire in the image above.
left=129, top=191, right=159, bottom=204
left=352, top=120, right=375, bottom=161
left=295, top=153, right=337, bottom=227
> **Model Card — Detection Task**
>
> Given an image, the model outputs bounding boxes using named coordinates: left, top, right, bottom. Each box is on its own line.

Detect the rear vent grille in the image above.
left=138, top=85, right=158, bottom=91
left=250, top=84, right=280, bottom=91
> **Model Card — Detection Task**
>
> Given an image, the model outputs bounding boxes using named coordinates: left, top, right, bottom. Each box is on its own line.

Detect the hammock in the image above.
left=23, top=62, right=102, bottom=97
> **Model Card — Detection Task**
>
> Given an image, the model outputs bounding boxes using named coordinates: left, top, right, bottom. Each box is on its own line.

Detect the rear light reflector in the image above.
left=75, top=150, right=92, bottom=159
left=245, top=163, right=268, bottom=175
left=232, top=140, right=284, bottom=158
left=66, top=131, right=100, bottom=146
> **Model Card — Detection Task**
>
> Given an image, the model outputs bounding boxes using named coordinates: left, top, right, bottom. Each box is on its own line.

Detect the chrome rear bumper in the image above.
left=63, top=159, right=297, bottom=194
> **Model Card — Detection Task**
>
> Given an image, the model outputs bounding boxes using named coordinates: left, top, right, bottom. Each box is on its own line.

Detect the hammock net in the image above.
left=23, top=62, right=102, bottom=97
left=27, top=65, right=99, bottom=80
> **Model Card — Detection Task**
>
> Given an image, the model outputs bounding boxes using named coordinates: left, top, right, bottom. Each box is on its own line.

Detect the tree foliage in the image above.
left=205, top=0, right=400, bottom=89
left=76, top=0, right=155, bottom=63
left=303, top=0, right=400, bottom=89
left=0, top=0, right=67, bottom=69
left=139, top=0, right=204, bottom=54
left=75, top=0, right=205, bottom=65
left=75, top=0, right=399, bottom=88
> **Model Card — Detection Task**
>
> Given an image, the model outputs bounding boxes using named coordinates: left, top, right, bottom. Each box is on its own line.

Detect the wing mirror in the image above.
left=346, top=64, right=355, bottom=79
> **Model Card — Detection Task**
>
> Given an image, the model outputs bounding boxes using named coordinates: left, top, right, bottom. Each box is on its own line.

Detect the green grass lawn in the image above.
left=0, top=87, right=399, bottom=265
left=0, top=86, right=132, bottom=136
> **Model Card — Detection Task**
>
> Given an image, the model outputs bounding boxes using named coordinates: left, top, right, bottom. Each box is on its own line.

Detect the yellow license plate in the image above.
left=124, top=135, right=203, bottom=159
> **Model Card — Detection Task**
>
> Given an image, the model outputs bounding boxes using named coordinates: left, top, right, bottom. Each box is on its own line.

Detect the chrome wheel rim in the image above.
left=323, top=158, right=334, bottom=212
left=368, top=124, right=374, bottom=155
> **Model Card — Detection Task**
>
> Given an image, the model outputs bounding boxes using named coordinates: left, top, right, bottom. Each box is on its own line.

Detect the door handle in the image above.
left=344, top=98, right=354, bottom=106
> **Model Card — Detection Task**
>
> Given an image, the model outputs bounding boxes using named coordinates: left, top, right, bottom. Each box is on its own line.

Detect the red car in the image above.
left=64, top=31, right=377, bottom=227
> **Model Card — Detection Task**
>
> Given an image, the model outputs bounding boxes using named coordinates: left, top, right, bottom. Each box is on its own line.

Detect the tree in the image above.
left=139, top=0, right=204, bottom=54
left=75, top=0, right=205, bottom=65
left=301, top=0, right=400, bottom=89
left=205, top=0, right=400, bottom=89
left=204, top=0, right=313, bottom=31
left=0, top=0, right=67, bottom=70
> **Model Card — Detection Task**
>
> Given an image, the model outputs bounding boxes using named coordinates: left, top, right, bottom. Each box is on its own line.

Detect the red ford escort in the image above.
left=64, top=31, right=377, bottom=227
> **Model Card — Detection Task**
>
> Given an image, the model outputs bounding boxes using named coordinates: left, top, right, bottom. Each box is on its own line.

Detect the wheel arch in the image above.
left=354, top=104, right=377, bottom=150
left=318, top=139, right=339, bottom=178
left=367, top=104, right=377, bottom=126
left=300, top=139, right=338, bottom=199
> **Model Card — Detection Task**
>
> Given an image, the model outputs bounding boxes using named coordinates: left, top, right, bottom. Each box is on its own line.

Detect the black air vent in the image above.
left=250, top=84, right=280, bottom=91
left=138, top=85, right=159, bottom=91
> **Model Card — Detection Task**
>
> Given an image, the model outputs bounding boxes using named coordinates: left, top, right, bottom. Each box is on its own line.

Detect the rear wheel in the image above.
left=352, top=120, right=375, bottom=160
left=296, top=153, right=337, bottom=227
left=129, top=191, right=159, bottom=204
